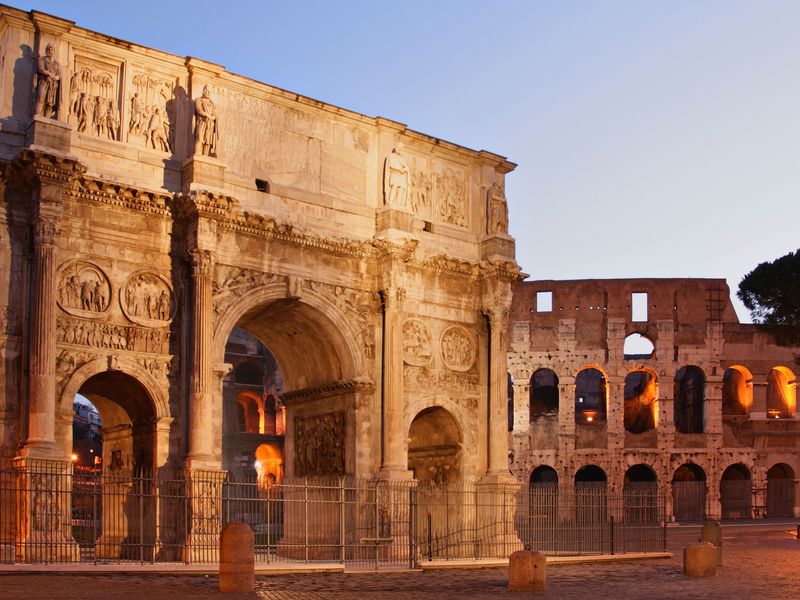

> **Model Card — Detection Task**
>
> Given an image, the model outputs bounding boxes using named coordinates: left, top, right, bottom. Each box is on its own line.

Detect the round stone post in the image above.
left=508, top=549, right=546, bottom=591
left=219, top=522, right=254, bottom=592
left=699, top=519, right=722, bottom=565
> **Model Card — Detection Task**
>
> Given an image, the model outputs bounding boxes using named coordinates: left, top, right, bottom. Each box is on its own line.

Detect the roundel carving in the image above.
left=403, top=318, right=433, bottom=366
left=440, top=325, right=475, bottom=372
left=121, top=271, right=174, bottom=327
left=57, top=260, right=112, bottom=317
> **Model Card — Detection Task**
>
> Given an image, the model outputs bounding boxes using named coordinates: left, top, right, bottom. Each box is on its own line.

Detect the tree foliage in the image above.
left=737, top=249, right=800, bottom=346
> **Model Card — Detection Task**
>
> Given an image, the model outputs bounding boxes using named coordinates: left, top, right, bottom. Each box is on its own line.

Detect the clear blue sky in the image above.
left=20, top=1, right=800, bottom=321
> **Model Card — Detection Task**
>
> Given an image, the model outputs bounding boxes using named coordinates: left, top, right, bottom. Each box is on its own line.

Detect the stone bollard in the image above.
left=219, top=522, right=254, bottom=593
left=683, top=542, right=717, bottom=577
left=508, top=549, right=546, bottom=592
left=699, top=520, right=722, bottom=566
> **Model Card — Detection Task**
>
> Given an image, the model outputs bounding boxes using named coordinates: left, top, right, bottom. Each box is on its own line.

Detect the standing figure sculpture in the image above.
left=193, top=85, right=218, bottom=156
left=487, top=181, right=508, bottom=234
left=34, top=43, right=61, bottom=118
left=383, top=143, right=410, bottom=209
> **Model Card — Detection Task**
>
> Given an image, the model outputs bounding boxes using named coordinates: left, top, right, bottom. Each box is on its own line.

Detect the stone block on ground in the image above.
left=508, top=549, right=546, bottom=591
left=699, top=520, right=722, bottom=565
left=684, top=541, right=717, bottom=577
left=219, top=522, right=254, bottom=593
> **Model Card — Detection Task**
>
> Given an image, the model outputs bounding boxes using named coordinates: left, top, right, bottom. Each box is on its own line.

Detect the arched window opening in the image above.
left=624, top=370, right=657, bottom=434
left=766, top=367, right=796, bottom=419
left=530, top=369, right=559, bottom=420
left=720, top=464, right=752, bottom=519
left=507, top=372, right=514, bottom=432
left=623, top=333, right=655, bottom=361
left=766, top=463, right=795, bottom=518
left=722, top=366, right=752, bottom=416
left=674, top=366, right=705, bottom=434
left=672, top=463, right=706, bottom=522
left=575, top=368, right=607, bottom=423
left=254, top=443, right=284, bottom=487
left=530, top=465, right=559, bottom=486
left=623, top=464, right=658, bottom=524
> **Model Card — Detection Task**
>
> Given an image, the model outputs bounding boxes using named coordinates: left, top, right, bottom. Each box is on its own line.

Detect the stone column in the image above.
left=23, top=216, right=60, bottom=457
left=378, top=287, right=408, bottom=477
left=484, top=308, right=512, bottom=478
left=186, top=248, right=214, bottom=466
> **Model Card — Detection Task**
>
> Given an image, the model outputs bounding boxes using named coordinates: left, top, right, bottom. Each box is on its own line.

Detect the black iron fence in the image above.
left=0, top=460, right=668, bottom=567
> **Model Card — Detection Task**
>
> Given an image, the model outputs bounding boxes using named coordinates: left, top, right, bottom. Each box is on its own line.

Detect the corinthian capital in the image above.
left=33, top=217, right=60, bottom=246
left=189, top=248, right=214, bottom=276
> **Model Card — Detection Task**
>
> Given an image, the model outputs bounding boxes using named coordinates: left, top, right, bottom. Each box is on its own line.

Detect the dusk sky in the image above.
left=20, top=0, right=800, bottom=321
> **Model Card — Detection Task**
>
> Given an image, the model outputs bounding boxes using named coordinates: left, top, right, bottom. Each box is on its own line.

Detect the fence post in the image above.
left=139, top=472, right=144, bottom=563
left=339, top=477, right=345, bottom=564
left=427, top=512, right=432, bottom=562
left=610, top=515, right=614, bottom=555
left=304, top=477, right=309, bottom=564
left=408, top=484, right=416, bottom=569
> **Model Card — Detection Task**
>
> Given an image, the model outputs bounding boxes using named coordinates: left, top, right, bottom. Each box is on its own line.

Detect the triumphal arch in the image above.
left=0, top=8, right=520, bottom=561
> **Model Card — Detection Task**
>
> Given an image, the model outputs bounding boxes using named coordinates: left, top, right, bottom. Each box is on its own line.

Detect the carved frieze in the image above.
left=404, top=365, right=479, bottom=393
left=137, top=356, right=173, bottom=381
left=56, top=315, right=170, bottom=354
left=294, top=411, right=345, bottom=477
left=440, top=326, right=476, bottom=372
left=128, top=73, right=175, bottom=152
left=55, top=349, right=98, bottom=400
left=57, top=260, right=112, bottom=317
left=121, top=272, right=174, bottom=327
left=410, top=159, right=433, bottom=219
left=68, top=56, right=121, bottom=141
left=402, top=318, right=432, bottom=366
left=212, top=266, right=284, bottom=316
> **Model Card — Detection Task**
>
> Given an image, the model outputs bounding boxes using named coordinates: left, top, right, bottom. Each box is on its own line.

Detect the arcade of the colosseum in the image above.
left=508, top=279, right=799, bottom=520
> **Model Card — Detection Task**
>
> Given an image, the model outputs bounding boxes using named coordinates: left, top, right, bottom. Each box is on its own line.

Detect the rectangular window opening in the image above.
left=536, top=291, right=553, bottom=313
left=632, top=292, right=648, bottom=322
left=255, top=179, right=270, bottom=193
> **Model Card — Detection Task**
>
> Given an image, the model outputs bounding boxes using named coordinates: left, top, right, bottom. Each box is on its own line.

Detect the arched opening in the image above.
left=720, top=464, right=752, bottom=519
left=674, top=366, right=705, bottom=434
left=623, top=333, right=655, bottom=361
left=223, top=327, right=285, bottom=481
left=624, top=369, right=657, bottom=434
left=575, top=368, right=607, bottom=424
left=218, top=295, right=360, bottom=482
left=525, top=466, right=559, bottom=548
left=623, top=464, right=658, bottom=524
left=507, top=372, right=514, bottom=432
left=574, top=465, right=607, bottom=539
left=766, top=367, right=796, bottom=419
left=671, top=463, right=706, bottom=522
left=408, top=407, right=462, bottom=485
left=254, top=443, right=284, bottom=487
left=722, top=366, right=752, bottom=416
left=766, top=463, right=795, bottom=518
left=530, top=368, right=559, bottom=420
left=71, top=370, right=158, bottom=560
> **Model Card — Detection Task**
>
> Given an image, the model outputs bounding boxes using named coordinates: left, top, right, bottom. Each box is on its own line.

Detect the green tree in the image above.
left=737, top=249, right=800, bottom=346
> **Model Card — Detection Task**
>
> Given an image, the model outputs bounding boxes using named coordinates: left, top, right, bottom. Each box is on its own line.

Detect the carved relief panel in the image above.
left=57, top=260, right=112, bottom=317
left=440, top=325, right=476, bottom=372
left=434, top=163, right=469, bottom=228
left=68, top=55, right=122, bottom=141
left=121, top=272, right=174, bottom=327
left=402, top=318, right=432, bottom=366
left=128, top=73, right=176, bottom=152
left=294, top=411, right=345, bottom=476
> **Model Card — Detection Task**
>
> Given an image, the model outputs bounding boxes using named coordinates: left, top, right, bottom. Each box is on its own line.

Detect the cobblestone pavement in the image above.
left=0, top=525, right=797, bottom=600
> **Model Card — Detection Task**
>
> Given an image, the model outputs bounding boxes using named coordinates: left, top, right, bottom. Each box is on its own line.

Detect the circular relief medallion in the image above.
left=57, top=261, right=112, bottom=318
left=403, top=318, right=433, bottom=366
left=121, top=271, right=174, bottom=327
left=440, top=325, right=476, bottom=372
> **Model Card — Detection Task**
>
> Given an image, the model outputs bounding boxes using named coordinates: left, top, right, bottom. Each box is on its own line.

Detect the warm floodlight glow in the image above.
left=70, top=453, right=78, bottom=462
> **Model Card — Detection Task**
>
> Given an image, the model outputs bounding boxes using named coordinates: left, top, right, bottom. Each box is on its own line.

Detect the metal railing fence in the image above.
left=0, top=460, right=667, bottom=567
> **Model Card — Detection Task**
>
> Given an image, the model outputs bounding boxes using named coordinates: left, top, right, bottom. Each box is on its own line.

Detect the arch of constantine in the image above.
left=0, top=7, right=519, bottom=562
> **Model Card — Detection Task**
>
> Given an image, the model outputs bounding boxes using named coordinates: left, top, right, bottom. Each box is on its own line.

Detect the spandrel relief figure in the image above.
left=487, top=181, right=508, bottom=234
left=193, top=85, right=218, bottom=157
left=383, top=143, right=410, bottom=209
left=34, top=43, right=61, bottom=118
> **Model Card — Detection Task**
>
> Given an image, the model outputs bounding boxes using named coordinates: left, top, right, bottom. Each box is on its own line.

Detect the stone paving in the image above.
left=0, top=525, right=797, bottom=600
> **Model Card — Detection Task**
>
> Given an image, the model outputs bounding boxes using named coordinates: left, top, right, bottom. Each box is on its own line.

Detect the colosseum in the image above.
left=508, top=278, right=799, bottom=521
